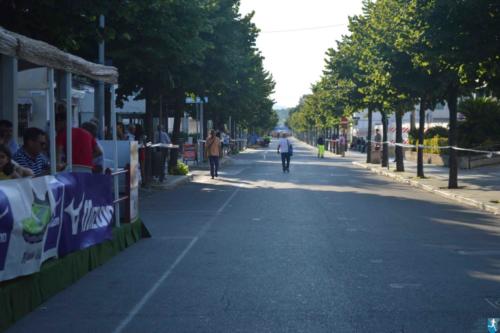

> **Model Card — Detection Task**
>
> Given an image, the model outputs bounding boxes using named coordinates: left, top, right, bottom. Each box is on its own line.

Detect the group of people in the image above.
left=115, top=122, right=172, bottom=145
left=205, top=129, right=385, bottom=178
left=0, top=105, right=105, bottom=181
left=116, top=123, right=143, bottom=142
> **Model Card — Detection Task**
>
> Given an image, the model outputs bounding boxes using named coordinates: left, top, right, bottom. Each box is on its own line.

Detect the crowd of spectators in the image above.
left=0, top=108, right=183, bottom=182
left=0, top=104, right=108, bottom=181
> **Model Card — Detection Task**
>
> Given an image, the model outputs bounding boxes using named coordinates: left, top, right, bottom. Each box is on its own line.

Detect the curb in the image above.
left=149, top=174, right=193, bottom=190
left=352, top=161, right=500, bottom=216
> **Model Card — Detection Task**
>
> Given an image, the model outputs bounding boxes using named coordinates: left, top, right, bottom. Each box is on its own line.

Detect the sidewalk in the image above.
left=142, top=155, right=234, bottom=191
left=350, top=151, right=500, bottom=215
left=305, top=140, right=500, bottom=216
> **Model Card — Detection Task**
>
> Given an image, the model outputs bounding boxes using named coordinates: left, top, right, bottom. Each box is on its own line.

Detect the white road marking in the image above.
left=485, top=298, right=500, bottom=309
left=113, top=187, right=241, bottom=333
left=457, top=250, right=500, bottom=256
left=389, top=283, right=422, bottom=289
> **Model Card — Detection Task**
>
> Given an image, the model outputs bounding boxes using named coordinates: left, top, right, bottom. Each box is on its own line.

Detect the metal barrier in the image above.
left=139, top=143, right=179, bottom=186
left=105, top=167, right=130, bottom=226
left=230, top=139, right=247, bottom=153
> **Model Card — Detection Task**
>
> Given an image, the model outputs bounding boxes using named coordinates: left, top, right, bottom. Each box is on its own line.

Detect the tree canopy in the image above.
left=0, top=0, right=277, bottom=136
left=287, top=0, right=500, bottom=188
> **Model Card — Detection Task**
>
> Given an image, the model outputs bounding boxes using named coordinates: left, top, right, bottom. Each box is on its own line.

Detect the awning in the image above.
left=0, top=26, right=118, bottom=84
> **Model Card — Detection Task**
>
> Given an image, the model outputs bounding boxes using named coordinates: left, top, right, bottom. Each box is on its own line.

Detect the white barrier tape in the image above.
left=363, top=139, right=500, bottom=155
left=393, top=143, right=418, bottom=148
left=452, top=147, right=500, bottom=155
left=320, top=137, right=500, bottom=155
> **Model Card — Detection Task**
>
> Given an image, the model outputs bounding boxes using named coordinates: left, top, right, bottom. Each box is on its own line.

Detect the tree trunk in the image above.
left=381, top=111, right=389, bottom=168
left=168, top=90, right=185, bottom=172
left=417, top=98, right=426, bottom=178
left=367, top=106, right=373, bottom=163
left=410, top=109, right=416, bottom=133
left=447, top=87, right=459, bottom=189
left=144, top=96, right=154, bottom=143
left=104, top=84, right=111, bottom=139
left=395, top=109, right=404, bottom=172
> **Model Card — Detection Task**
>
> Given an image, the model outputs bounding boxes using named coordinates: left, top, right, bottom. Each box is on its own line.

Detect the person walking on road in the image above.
left=339, top=133, right=346, bottom=157
left=277, top=133, right=291, bottom=173
left=205, top=129, right=221, bottom=179
left=317, top=136, right=325, bottom=158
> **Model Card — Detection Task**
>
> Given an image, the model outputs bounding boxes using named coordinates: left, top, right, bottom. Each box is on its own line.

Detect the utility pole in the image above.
left=95, top=14, right=105, bottom=139
left=200, top=97, right=204, bottom=140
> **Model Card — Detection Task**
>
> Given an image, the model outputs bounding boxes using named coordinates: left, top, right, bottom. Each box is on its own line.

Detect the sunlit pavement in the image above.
left=7, top=137, right=500, bottom=332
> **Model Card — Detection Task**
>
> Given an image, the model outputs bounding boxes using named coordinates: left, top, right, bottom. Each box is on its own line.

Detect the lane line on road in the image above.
left=113, top=186, right=241, bottom=333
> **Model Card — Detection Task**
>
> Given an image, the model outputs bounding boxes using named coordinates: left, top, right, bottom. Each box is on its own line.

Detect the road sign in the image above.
left=185, top=96, right=208, bottom=104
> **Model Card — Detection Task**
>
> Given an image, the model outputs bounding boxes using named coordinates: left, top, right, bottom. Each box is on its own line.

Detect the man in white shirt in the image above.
left=277, top=133, right=291, bottom=173
left=154, top=125, right=171, bottom=144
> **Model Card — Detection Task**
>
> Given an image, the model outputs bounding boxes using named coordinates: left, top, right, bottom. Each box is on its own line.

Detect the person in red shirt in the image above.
left=55, top=108, right=102, bottom=173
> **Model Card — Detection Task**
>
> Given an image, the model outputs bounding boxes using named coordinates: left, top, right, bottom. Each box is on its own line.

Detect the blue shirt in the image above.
left=13, top=147, right=49, bottom=177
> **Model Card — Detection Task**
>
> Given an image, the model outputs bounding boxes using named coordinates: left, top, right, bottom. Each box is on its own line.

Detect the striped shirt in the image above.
left=12, top=147, right=49, bottom=177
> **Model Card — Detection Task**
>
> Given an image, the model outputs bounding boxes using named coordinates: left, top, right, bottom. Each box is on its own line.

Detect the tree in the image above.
left=408, top=0, right=492, bottom=188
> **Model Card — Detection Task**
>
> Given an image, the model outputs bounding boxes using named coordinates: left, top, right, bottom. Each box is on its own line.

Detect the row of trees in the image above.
left=0, top=0, right=277, bottom=168
left=288, top=0, right=500, bottom=188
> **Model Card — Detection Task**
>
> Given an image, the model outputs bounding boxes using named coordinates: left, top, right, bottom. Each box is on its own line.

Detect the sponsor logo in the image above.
left=22, top=250, right=41, bottom=263
left=0, top=206, right=9, bottom=220
left=64, top=193, right=114, bottom=235
left=489, top=318, right=499, bottom=333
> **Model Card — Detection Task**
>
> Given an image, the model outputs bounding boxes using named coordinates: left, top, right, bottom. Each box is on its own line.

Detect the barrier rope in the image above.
left=323, top=138, right=500, bottom=156
left=363, top=140, right=500, bottom=156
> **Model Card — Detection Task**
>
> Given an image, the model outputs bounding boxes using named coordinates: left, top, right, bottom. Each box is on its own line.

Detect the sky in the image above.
left=239, top=0, right=364, bottom=109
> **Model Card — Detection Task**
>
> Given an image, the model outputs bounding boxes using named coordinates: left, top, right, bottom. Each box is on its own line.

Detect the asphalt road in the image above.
left=7, top=138, right=500, bottom=333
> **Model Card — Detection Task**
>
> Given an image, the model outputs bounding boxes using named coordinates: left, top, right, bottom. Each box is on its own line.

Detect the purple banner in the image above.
left=0, top=190, right=13, bottom=271
left=56, top=173, right=114, bottom=256
left=0, top=173, right=114, bottom=282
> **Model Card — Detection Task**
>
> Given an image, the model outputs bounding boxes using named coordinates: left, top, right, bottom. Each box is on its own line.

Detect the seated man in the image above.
left=55, top=110, right=102, bottom=173
left=13, top=127, right=49, bottom=177
left=81, top=121, right=105, bottom=173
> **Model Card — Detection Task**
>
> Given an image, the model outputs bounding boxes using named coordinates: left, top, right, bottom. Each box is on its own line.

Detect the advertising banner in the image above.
left=0, top=173, right=114, bottom=282
left=183, top=143, right=196, bottom=162
left=56, top=173, right=114, bottom=256
left=0, top=176, right=64, bottom=281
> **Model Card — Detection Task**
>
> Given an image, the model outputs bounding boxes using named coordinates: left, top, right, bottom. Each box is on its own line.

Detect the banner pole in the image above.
left=48, top=68, right=57, bottom=175
left=110, top=84, right=120, bottom=227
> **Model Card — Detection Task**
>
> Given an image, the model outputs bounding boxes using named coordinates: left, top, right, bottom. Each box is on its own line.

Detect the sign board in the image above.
left=185, top=96, right=208, bottom=104
left=183, top=143, right=197, bottom=162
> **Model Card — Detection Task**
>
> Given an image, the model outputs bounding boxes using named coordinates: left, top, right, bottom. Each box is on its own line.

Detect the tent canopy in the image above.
left=0, top=26, right=118, bottom=84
